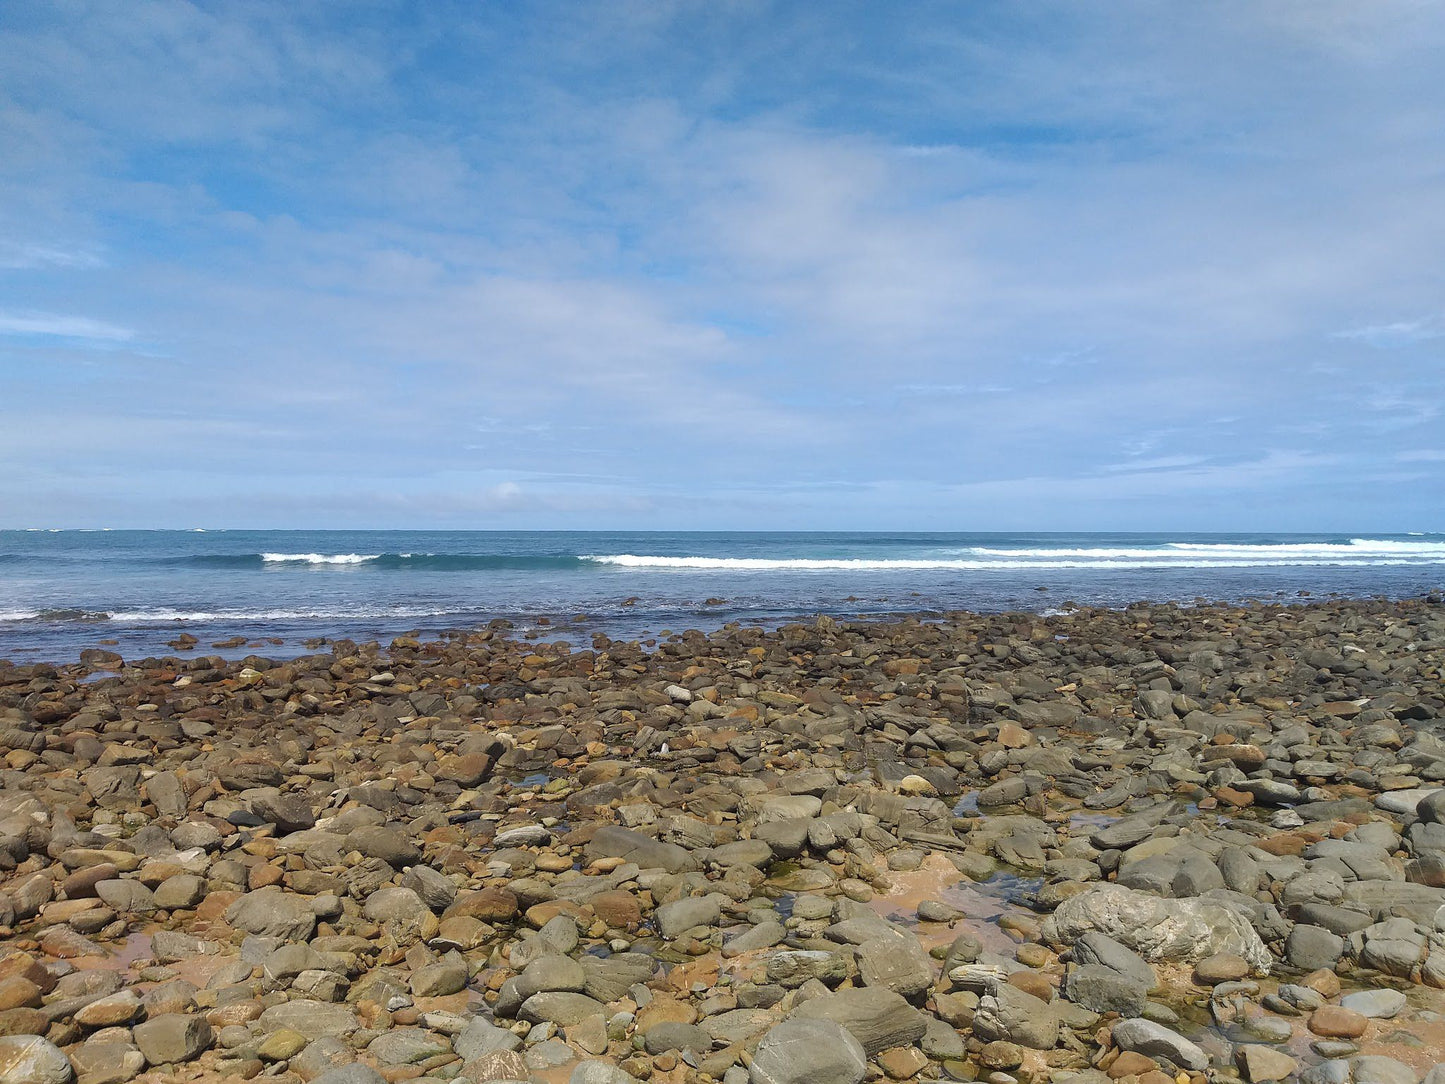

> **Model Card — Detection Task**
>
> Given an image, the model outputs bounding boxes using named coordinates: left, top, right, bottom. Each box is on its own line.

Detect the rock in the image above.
left=1194, top=953, right=1250, bottom=985
left=570, top=1061, right=643, bottom=1084
left=311, top=1068, right=387, bottom=1084
left=856, top=929, right=935, bottom=998
left=132, top=1014, right=213, bottom=1065
left=973, top=983, right=1060, bottom=1049
left=585, top=827, right=698, bottom=873
left=641, top=1021, right=711, bottom=1055
left=1110, top=1018, right=1210, bottom=1072
left=1339, top=990, right=1408, bottom=1019
left=257, top=1000, right=355, bottom=1040
left=344, top=826, right=421, bottom=868
left=250, top=791, right=316, bottom=834
left=1286, top=925, right=1346, bottom=971
left=0, top=1036, right=74, bottom=1084
left=225, top=886, right=317, bottom=941
left=453, top=1018, right=523, bottom=1060
left=791, top=988, right=927, bottom=1056
left=519, top=992, right=608, bottom=1027
left=68, top=1041, right=143, bottom=1084
left=750, top=1017, right=867, bottom=1084
left=1062, top=965, right=1147, bottom=1016
left=367, top=1028, right=449, bottom=1065
left=655, top=895, right=721, bottom=938
left=1047, top=883, right=1271, bottom=973
left=1237, top=1045, right=1298, bottom=1083
left=1309, top=1006, right=1369, bottom=1039
left=1350, top=1056, right=1419, bottom=1084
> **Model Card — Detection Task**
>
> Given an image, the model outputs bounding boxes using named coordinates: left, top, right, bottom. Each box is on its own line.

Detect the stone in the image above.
left=655, top=895, right=721, bottom=938
left=1339, top=990, right=1408, bottom=1020
left=519, top=992, right=609, bottom=1027
left=1110, top=1019, right=1209, bottom=1072
left=1350, top=1057, right=1418, bottom=1084
left=366, top=1028, right=449, bottom=1065
left=68, top=1041, right=143, bottom=1084
left=311, top=1068, right=386, bottom=1084
left=225, top=886, right=317, bottom=941
left=790, top=988, right=927, bottom=1056
left=1286, top=925, right=1345, bottom=971
left=1309, top=1007, right=1369, bottom=1039
left=0, top=1036, right=74, bottom=1084
left=585, top=826, right=698, bottom=873
left=132, top=1014, right=213, bottom=1065
left=749, top=1017, right=867, bottom=1084
left=1194, top=953, right=1250, bottom=985
left=1062, top=965, right=1147, bottom=1016
left=972, top=983, right=1060, bottom=1050
left=856, top=929, right=935, bottom=998
left=1237, top=1045, right=1298, bottom=1083
left=1047, top=883, right=1271, bottom=973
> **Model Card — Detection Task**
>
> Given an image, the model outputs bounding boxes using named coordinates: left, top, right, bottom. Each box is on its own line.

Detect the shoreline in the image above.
left=0, top=596, right=1443, bottom=1083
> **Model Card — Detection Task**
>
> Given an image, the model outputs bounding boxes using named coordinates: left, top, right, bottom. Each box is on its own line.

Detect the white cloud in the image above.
left=0, top=310, right=133, bottom=342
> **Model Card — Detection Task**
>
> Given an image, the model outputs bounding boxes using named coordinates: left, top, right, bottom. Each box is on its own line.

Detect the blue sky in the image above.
left=1, top=1, right=1442, bottom=530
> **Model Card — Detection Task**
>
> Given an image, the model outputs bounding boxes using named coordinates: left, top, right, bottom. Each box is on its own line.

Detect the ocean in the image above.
left=1, top=530, right=1443, bottom=663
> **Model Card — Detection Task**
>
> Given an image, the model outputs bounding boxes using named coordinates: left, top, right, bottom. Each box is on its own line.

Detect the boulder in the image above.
left=749, top=1017, right=867, bottom=1084
left=1047, top=883, right=1271, bottom=973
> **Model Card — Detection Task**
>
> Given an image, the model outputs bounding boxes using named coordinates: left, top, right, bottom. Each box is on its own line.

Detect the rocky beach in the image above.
left=2, top=596, right=1445, bottom=1084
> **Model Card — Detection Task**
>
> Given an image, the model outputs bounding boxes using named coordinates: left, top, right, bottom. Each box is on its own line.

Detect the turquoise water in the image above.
left=1, top=530, right=1442, bottom=661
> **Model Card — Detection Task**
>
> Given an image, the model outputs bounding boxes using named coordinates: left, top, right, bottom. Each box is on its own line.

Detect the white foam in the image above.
left=259, top=552, right=380, bottom=565
left=583, top=538, right=1445, bottom=572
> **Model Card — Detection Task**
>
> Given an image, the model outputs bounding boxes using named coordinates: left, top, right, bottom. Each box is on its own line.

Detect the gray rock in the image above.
left=0, top=1036, right=75, bottom=1084
left=257, top=999, right=355, bottom=1040
left=1350, top=1056, right=1419, bottom=1084
left=1046, top=883, right=1271, bottom=973
left=750, top=1017, right=867, bottom=1084
left=311, top=1068, right=387, bottom=1084
left=224, top=886, right=317, bottom=941
left=655, top=895, right=721, bottom=938
left=641, top=1021, right=711, bottom=1055
left=344, top=826, right=421, bottom=868
left=519, top=992, right=608, bottom=1027
left=1340, top=990, right=1408, bottom=1019
left=790, top=987, right=927, bottom=1056
left=855, top=929, right=935, bottom=998
left=972, top=983, right=1060, bottom=1049
left=580, top=953, right=655, bottom=1003
left=1287, top=924, right=1346, bottom=970
left=132, top=1014, right=213, bottom=1066
left=765, top=950, right=850, bottom=989
left=570, top=1061, right=642, bottom=1084
left=400, top=865, right=457, bottom=910
left=585, top=826, right=698, bottom=873
left=724, top=920, right=786, bottom=956
left=1062, top=965, right=1147, bottom=1016
left=1072, top=932, right=1157, bottom=989
left=1110, top=1018, right=1210, bottom=1072
left=250, top=791, right=316, bottom=834
left=367, top=1028, right=449, bottom=1065
left=453, top=1018, right=522, bottom=1060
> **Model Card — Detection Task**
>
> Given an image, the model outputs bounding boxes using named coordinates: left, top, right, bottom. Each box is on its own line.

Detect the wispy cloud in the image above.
left=1333, top=315, right=1445, bottom=347
left=0, top=310, right=133, bottom=342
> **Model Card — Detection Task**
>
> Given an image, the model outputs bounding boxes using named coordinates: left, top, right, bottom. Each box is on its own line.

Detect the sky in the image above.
left=1, top=1, right=1443, bottom=531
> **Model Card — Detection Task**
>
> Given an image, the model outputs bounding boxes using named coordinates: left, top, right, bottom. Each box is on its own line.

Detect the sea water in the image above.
left=1, top=530, right=1442, bottom=661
